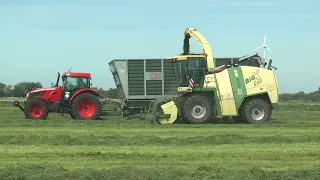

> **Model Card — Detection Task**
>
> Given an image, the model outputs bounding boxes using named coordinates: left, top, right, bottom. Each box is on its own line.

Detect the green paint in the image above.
left=192, top=88, right=215, bottom=92
left=228, top=67, right=247, bottom=110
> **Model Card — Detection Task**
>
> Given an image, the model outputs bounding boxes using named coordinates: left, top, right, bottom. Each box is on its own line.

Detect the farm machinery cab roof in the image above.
left=13, top=71, right=102, bottom=120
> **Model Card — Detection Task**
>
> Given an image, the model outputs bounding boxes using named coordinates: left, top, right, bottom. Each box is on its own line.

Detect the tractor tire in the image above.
left=241, top=98, right=272, bottom=124
left=69, top=93, right=101, bottom=120
left=24, top=99, right=49, bottom=120
left=182, top=94, right=215, bottom=124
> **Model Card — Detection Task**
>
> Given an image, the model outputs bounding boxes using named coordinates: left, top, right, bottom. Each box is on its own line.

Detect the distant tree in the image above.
left=11, top=81, right=43, bottom=97
left=106, top=88, right=120, bottom=98
left=0, top=82, right=5, bottom=89
left=0, top=82, right=5, bottom=97
left=97, top=88, right=108, bottom=97
left=3, top=85, right=13, bottom=97
left=97, top=88, right=120, bottom=99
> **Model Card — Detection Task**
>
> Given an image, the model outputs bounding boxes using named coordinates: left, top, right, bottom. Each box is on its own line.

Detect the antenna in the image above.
left=252, top=32, right=274, bottom=60
left=68, top=68, right=72, bottom=72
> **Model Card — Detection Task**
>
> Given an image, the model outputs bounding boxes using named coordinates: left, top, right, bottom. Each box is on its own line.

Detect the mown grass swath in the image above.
left=0, top=100, right=319, bottom=179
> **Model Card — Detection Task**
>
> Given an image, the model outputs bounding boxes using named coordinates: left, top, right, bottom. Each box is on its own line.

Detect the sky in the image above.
left=0, top=0, right=319, bottom=93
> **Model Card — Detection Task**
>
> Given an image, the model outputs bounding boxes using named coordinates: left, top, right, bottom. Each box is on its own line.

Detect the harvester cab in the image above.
left=147, top=27, right=279, bottom=124
left=13, top=72, right=102, bottom=120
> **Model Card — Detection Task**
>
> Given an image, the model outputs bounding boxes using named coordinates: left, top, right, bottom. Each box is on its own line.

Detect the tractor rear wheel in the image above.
left=24, top=99, right=49, bottom=119
left=69, top=93, right=101, bottom=120
left=182, top=94, right=215, bottom=124
left=241, top=98, right=272, bottom=124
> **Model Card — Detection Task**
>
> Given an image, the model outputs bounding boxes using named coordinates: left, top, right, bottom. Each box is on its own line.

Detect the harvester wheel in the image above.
left=24, top=99, right=49, bottom=119
left=241, top=98, right=272, bottom=124
left=69, top=93, right=101, bottom=120
left=182, top=94, right=215, bottom=124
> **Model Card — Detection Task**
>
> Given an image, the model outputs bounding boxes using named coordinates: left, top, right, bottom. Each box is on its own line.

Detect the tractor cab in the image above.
left=60, top=72, right=92, bottom=101
left=61, top=72, right=91, bottom=91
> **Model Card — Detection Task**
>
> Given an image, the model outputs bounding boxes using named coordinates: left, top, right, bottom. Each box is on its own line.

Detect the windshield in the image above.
left=172, top=57, right=206, bottom=87
left=62, top=76, right=90, bottom=92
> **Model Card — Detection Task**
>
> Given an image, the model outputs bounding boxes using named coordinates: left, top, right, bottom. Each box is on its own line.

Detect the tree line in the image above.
left=279, top=88, right=320, bottom=103
left=0, top=81, right=319, bottom=102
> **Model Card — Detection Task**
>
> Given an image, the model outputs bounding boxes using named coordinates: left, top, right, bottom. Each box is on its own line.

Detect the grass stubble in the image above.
left=0, top=101, right=319, bottom=179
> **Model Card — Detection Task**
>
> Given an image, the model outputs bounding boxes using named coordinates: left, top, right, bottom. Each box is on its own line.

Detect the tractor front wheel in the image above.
left=182, top=94, right=215, bottom=124
left=69, top=93, right=101, bottom=120
left=24, top=99, right=49, bottom=119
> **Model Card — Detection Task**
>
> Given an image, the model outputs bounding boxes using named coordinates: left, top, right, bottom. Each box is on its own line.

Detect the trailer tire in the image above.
left=69, top=93, right=101, bottom=120
left=24, top=99, right=49, bottom=120
left=182, top=94, right=215, bottom=124
left=241, top=98, right=272, bottom=124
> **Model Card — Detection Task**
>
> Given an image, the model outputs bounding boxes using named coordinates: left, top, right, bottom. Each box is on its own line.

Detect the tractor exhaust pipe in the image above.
left=13, top=101, right=24, bottom=112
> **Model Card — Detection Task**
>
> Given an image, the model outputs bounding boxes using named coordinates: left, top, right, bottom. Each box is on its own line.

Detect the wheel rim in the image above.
left=189, top=102, right=207, bottom=119
left=77, top=99, right=96, bottom=118
left=29, top=104, right=43, bottom=118
left=250, top=107, right=265, bottom=121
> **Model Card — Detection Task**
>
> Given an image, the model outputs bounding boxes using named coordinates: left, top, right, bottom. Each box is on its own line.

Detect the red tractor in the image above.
left=13, top=72, right=102, bottom=120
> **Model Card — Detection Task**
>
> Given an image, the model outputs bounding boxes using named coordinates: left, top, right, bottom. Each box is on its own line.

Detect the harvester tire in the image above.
left=24, top=99, right=49, bottom=120
left=241, top=98, right=272, bottom=124
left=182, top=94, right=215, bottom=124
left=69, top=93, right=101, bottom=120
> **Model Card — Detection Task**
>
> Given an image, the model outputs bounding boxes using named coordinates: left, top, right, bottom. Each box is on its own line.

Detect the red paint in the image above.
left=29, top=104, right=44, bottom=118
left=27, top=87, right=98, bottom=104
left=148, top=72, right=159, bottom=77
left=189, top=79, right=195, bottom=87
left=70, top=88, right=99, bottom=101
left=214, top=67, right=225, bottom=73
left=27, top=87, right=62, bottom=103
left=77, top=99, right=96, bottom=118
left=62, top=72, right=91, bottom=77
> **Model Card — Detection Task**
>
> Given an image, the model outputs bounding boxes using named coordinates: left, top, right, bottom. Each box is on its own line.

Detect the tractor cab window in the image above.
left=79, top=77, right=90, bottom=88
left=62, top=76, right=90, bottom=92
left=62, top=76, right=78, bottom=91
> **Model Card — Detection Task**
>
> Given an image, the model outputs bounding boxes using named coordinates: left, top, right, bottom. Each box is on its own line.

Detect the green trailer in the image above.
left=107, top=53, right=263, bottom=116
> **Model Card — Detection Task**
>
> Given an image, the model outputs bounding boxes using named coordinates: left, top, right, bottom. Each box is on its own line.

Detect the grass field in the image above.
left=0, top=100, right=320, bottom=179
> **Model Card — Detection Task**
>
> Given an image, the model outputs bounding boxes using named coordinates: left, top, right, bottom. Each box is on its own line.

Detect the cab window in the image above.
left=63, top=77, right=78, bottom=91
left=79, top=78, right=89, bottom=88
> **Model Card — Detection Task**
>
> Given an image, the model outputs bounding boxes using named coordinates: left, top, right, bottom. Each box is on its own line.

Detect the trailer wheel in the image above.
left=241, top=98, right=272, bottom=124
left=69, top=93, right=101, bottom=120
left=24, top=99, right=49, bottom=119
left=182, top=94, right=215, bottom=124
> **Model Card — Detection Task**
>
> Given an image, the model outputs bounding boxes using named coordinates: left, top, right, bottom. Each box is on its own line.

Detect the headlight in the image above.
left=26, top=93, right=29, bottom=98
